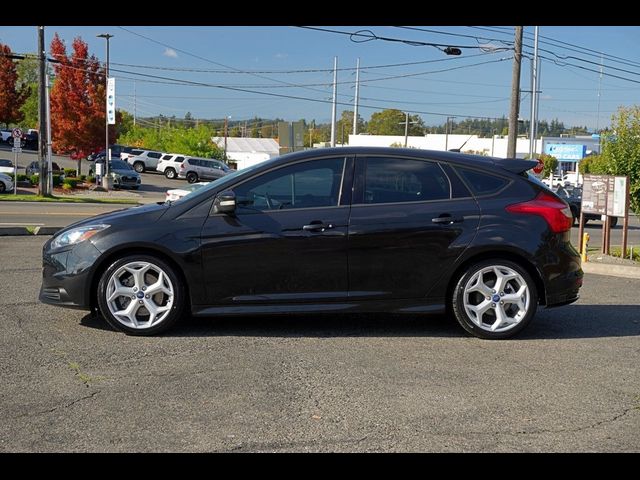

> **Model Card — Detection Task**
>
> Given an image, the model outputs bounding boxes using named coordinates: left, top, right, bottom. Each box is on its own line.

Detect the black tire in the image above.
left=164, top=168, right=176, bottom=179
left=0, top=181, right=6, bottom=193
left=186, top=171, right=198, bottom=184
left=451, top=259, right=538, bottom=340
left=133, top=162, right=145, bottom=173
left=97, top=254, right=185, bottom=336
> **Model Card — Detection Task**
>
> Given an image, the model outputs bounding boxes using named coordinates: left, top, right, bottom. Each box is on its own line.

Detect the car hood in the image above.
left=110, top=168, right=139, bottom=177
left=58, top=202, right=169, bottom=233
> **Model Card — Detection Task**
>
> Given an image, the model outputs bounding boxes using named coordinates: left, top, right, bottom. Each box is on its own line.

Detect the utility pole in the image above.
left=353, top=57, right=360, bottom=136
left=45, top=71, right=53, bottom=193
left=133, top=80, right=136, bottom=126
left=224, top=116, right=229, bottom=160
left=38, top=26, right=48, bottom=196
left=596, top=53, right=603, bottom=132
left=529, top=26, right=539, bottom=159
left=507, top=26, right=523, bottom=159
left=330, top=56, right=337, bottom=147
left=97, top=33, right=113, bottom=191
left=404, top=112, right=409, bottom=147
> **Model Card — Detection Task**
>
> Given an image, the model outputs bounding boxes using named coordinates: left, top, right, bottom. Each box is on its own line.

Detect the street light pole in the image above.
left=97, top=33, right=113, bottom=191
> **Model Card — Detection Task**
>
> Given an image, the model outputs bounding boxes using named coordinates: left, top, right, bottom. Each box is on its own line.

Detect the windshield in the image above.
left=110, top=160, right=133, bottom=170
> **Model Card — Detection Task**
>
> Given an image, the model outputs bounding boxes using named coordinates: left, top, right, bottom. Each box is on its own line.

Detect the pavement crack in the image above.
left=17, top=390, right=100, bottom=418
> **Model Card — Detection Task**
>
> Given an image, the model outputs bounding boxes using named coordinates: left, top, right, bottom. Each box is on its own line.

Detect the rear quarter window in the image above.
left=454, top=167, right=510, bottom=196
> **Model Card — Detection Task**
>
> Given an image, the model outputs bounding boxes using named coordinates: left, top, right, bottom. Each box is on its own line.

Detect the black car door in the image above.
left=200, top=156, right=353, bottom=304
left=348, top=155, right=480, bottom=300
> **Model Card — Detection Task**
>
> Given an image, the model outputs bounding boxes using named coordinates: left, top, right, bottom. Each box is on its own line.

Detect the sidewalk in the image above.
left=581, top=252, right=640, bottom=279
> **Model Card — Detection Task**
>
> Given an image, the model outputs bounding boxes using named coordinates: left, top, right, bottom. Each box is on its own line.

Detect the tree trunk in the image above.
left=77, top=158, right=81, bottom=177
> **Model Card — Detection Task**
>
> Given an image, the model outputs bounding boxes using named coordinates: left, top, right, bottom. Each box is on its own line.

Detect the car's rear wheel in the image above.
left=451, top=259, right=538, bottom=339
left=133, top=162, right=145, bottom=173
left=97, top=255, right=185, bottom=335
left=164, top=168, right=176, bottom=179
left=0, top=181, right=6, bottom=193
left=186, top=172, right=198, bottom=183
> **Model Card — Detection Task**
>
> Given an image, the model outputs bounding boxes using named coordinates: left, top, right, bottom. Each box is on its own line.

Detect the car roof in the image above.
left=256, top=147, right=535, bottom=174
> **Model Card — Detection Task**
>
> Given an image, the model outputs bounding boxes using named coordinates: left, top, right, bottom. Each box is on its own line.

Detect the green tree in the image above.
left=367, top=109, right=424, bottom=136
left=600, top=106, right=640, bottom=212
left=337, top=110, right=366, bottom=144
left=578, top=154, right=608, bottom=175
left=116, top=109, right=134, bottom=139
left=16, top=54, right=39, bottom=129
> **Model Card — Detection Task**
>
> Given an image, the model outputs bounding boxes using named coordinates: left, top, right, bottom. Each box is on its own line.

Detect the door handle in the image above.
left=303, top=221, right=333, bottom=232
left=432, top=215, right=463, bottom=224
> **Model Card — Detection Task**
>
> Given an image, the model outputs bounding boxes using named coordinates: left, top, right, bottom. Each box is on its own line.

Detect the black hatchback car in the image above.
left=40, top=147, right=583, bottom=339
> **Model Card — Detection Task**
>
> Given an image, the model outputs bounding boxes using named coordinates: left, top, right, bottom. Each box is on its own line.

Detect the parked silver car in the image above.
left=177, top=157, right=232, bottom=183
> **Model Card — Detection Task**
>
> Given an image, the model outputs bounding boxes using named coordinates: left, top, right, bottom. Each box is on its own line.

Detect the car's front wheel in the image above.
left=164, top=168, right=176, bottom=179
left=97, top=255, right=185, bottom=335
left=133, top=162, right=145, bottom=173
left=451, top=259, right=538, bottom=339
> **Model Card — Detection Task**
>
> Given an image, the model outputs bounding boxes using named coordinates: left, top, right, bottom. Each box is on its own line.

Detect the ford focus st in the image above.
left=40, top=147, right=583, bottom=339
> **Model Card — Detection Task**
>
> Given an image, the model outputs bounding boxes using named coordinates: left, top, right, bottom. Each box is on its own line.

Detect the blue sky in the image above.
left=2, top=26, right=639, bottom=131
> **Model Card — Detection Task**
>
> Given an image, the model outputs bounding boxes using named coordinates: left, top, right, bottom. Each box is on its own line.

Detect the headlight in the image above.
left=50, top=224, right=110, bottom=250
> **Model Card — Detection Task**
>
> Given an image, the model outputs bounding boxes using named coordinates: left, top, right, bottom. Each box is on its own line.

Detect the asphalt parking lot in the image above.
left=0, top=235, right=638, bottom=452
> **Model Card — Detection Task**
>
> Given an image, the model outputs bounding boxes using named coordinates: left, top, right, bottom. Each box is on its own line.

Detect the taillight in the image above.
left=180, top=163, right=185, bottom=170
left=506, top=191, right=573, bottom=233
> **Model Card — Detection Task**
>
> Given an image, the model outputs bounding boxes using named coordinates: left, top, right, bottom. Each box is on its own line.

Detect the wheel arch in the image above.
left=445, top=249, right=547, bottom=311
left=88, top=246, right=191, bottom=312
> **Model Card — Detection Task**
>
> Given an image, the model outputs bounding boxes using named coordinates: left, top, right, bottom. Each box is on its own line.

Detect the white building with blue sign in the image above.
left=541, top=136, right=600, bottom=174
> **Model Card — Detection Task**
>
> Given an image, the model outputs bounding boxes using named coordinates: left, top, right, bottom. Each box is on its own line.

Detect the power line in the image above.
left=296, top=26, right=509, bottom=51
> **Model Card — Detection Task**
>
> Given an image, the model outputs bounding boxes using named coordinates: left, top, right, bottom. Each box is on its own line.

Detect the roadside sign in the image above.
left=13, top=137, right=21, bottom=148
left=12, top=128, right=23, bottom=138
left=532, top=159, right=544, bottom=174
left=11, top=147, right=22, bottom=153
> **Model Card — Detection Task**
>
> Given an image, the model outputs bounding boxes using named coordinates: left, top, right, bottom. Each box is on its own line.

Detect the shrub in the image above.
left=52, top=175, right=62, bottom=187
left=29, top=174, right=39, bottom=185
left=79, top=175, right=87, bottom=181
left=63, top=178, right=78, bottom=189
left=64, top=168, right=77, bottom=177
left=87, top=176, right=96, bottom=184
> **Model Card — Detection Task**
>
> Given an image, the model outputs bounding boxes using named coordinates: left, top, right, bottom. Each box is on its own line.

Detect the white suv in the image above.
left=156, top=153, right=187, bottom=179
left=124, top=149, right=164, bottom=173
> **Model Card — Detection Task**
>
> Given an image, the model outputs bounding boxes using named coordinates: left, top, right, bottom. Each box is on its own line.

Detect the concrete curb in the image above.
left=582, top=261, right=640, bottom=279
left=0, top=226, right=61, bottom=236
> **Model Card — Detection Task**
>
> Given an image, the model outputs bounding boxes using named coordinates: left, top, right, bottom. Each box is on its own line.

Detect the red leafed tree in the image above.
left=0, top=43, right=30, bottom=128
left=49, top=34, right=115, bottom=164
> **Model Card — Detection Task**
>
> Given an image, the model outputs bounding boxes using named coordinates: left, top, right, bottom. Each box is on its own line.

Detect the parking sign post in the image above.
left=12, top=128, right=23, bottom=195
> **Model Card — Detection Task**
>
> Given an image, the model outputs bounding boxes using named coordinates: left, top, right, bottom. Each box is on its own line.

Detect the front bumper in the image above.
left=39, top=239, right=103, bottom=310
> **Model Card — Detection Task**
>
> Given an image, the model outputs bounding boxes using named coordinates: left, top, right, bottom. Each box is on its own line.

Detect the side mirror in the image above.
left=213, top=190, right=236, bottom=215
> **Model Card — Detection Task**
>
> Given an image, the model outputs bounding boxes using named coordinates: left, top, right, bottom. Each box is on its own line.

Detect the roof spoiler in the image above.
left=493, top=158, right=538, bottom=174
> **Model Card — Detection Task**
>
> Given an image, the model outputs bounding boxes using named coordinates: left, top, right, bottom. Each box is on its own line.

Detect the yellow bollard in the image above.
left=581, top=232, right=590, bottom=263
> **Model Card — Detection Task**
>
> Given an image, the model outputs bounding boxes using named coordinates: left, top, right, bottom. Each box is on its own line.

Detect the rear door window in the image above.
left=359, top=156, right=451, bottom=204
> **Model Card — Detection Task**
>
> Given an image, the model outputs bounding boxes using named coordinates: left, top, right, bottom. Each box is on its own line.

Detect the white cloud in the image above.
left=163, top=48, right=178, bottom=58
